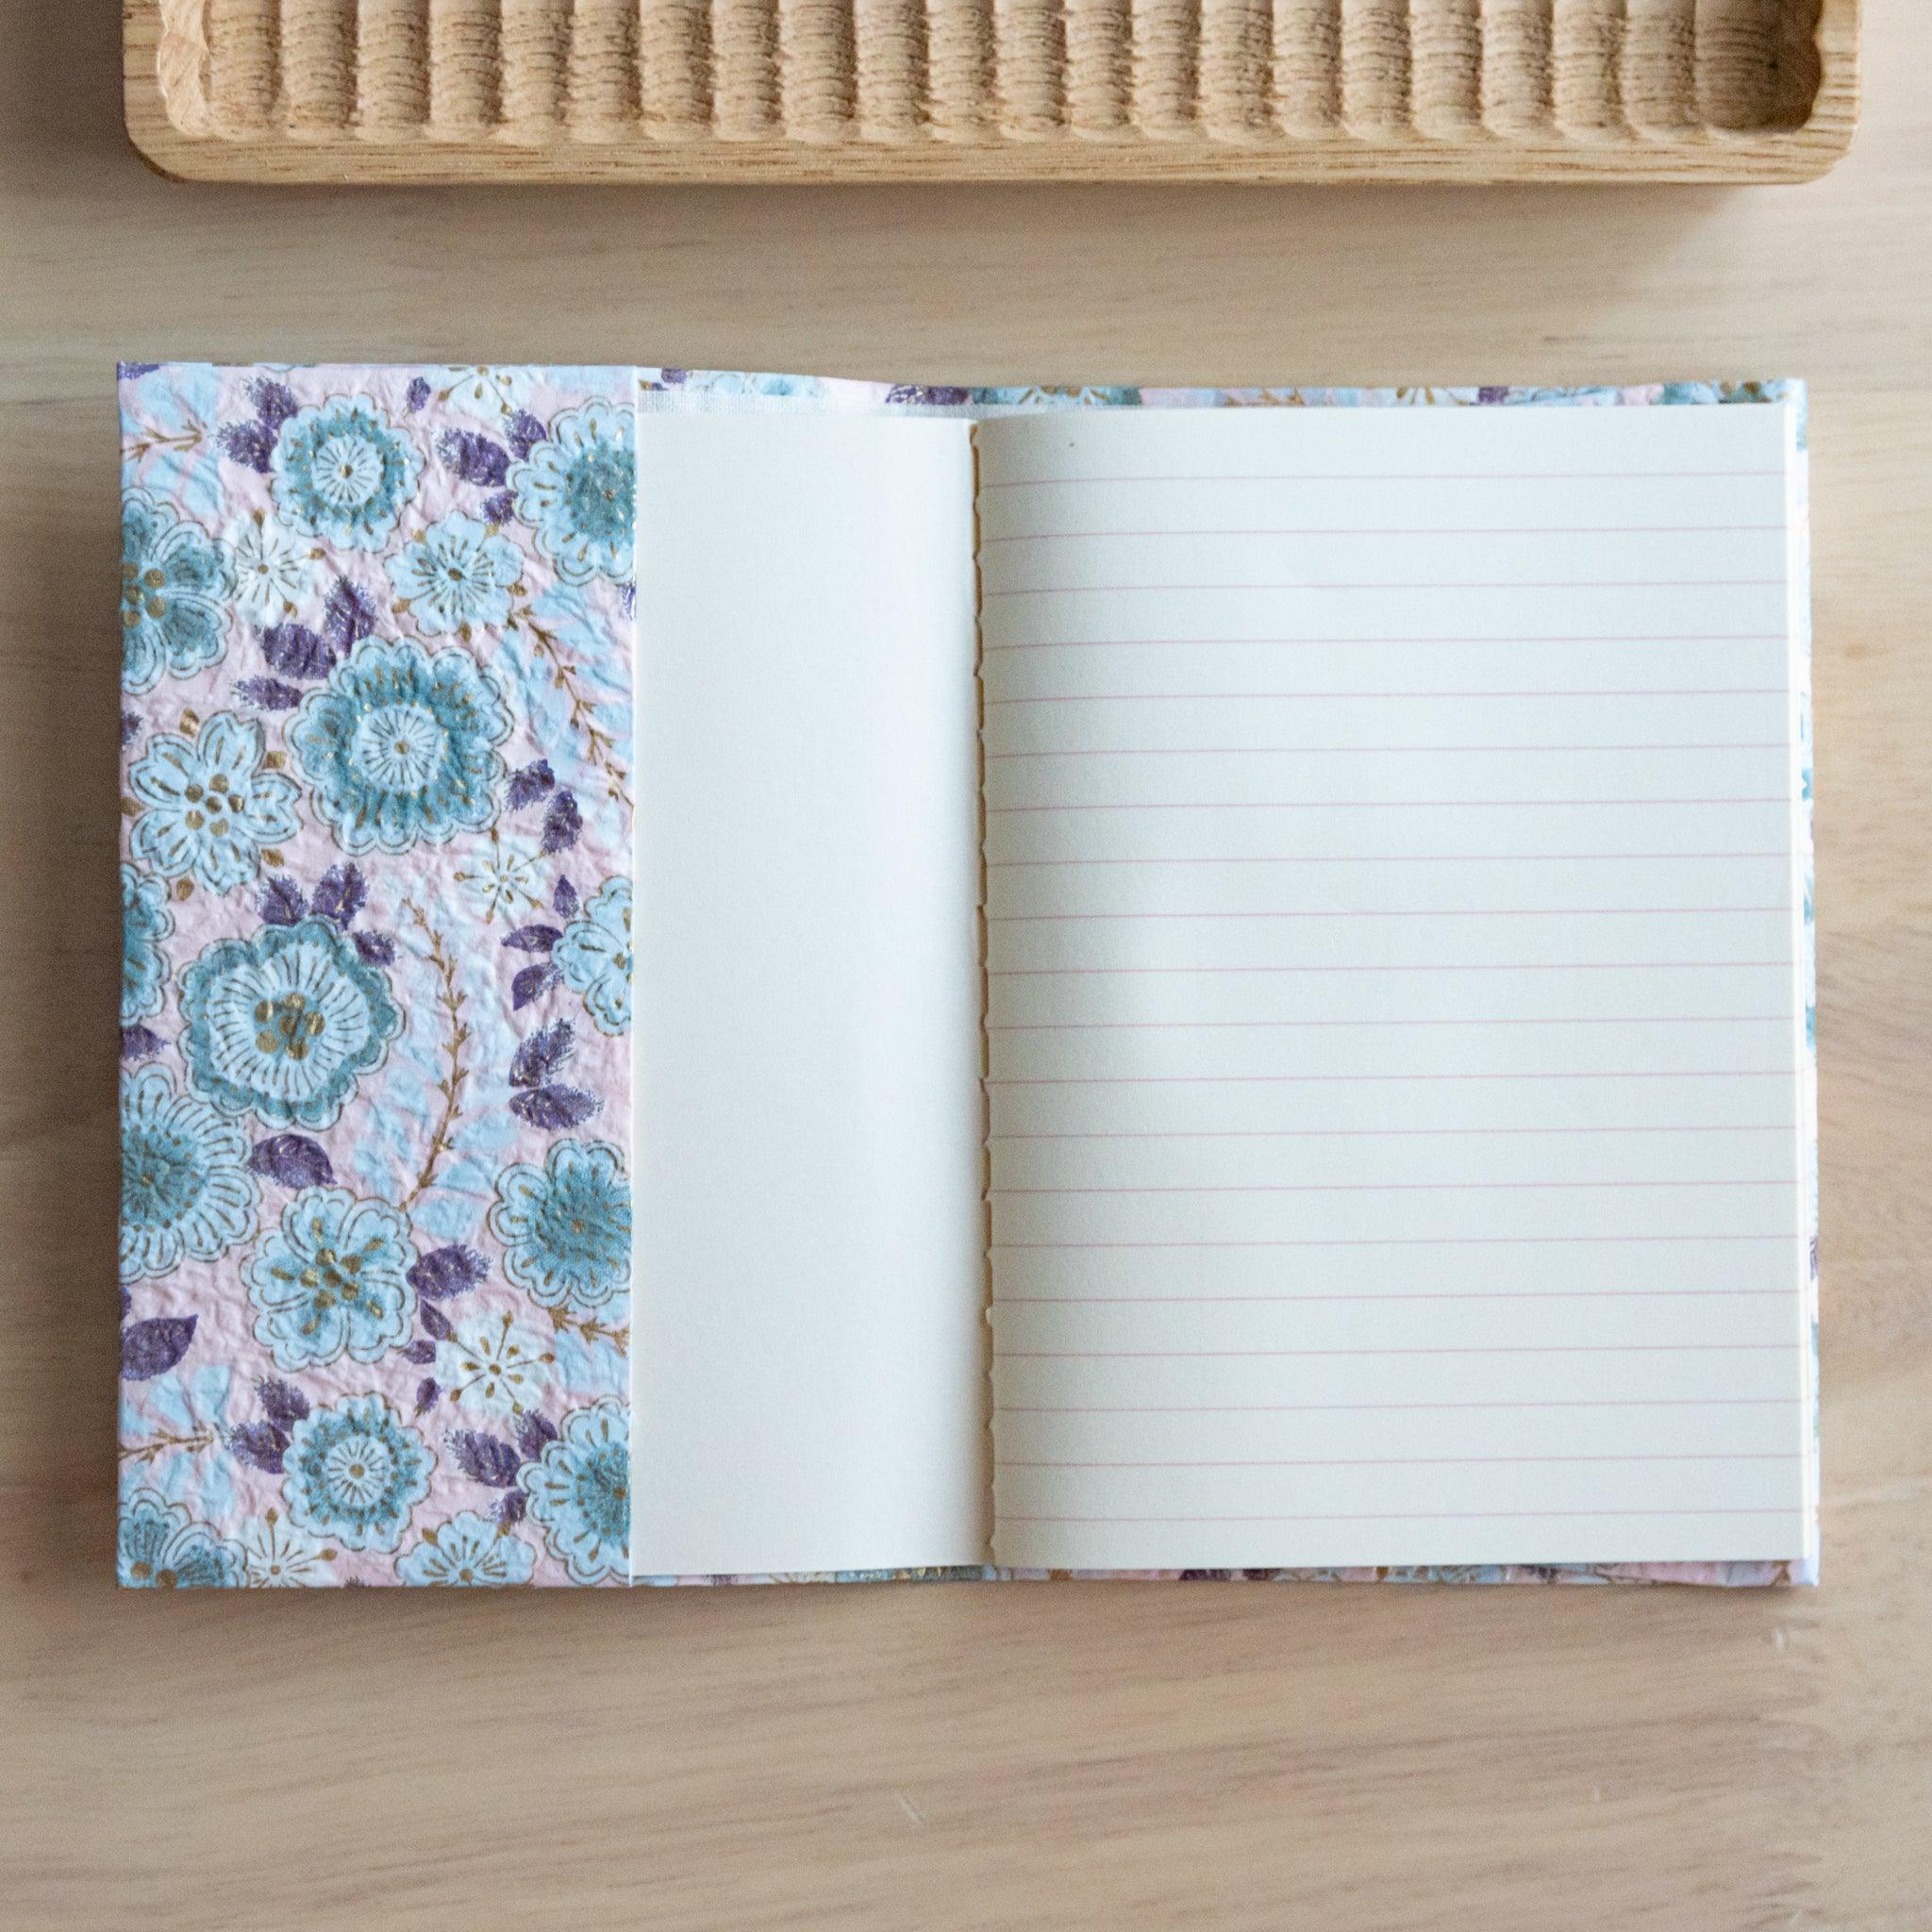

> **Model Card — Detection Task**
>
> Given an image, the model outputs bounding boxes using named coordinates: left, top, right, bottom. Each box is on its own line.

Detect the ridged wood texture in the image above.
left=130, top=0, right=1857, bottom=179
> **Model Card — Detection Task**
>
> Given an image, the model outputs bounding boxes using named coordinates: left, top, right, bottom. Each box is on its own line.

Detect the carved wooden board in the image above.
left=126, top=0, right=1857, bottom=183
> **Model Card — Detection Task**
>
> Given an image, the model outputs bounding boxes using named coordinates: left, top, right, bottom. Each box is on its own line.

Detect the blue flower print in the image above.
left=122, top=488, right=232, bottom=695
left=552, top=877, right=631, bottom=1035
left=120, top=1062, right=260, bottom=1283
left=489, top=1139, right=631, bottom=1314
left=508, top=400, right=635, bottom=586
left=236, top=1510, right=336, bottom=1586
left=122, top=862, right=174, bottom=1025
left=228, top=508, right=315, bottom=626
left=291, top=637, right=512, bottom=856
left=246, top=1185, right=417, bottom=1371
left=518, top=1397, right=627, bottom=1584
left=282, top=1391, right=434, bottom=1554
left=129, top=709, right=303, bottom=893
left=178, top=917, right=402, bottom=1130
left=454, top=832, right=543, bottom=924
left=436, top=1311, right=555, bottom=1417
left=395, top=1510, right=536, bottom=1586
left=119, top=1487, right=243, bottom=1588
left=385, top=511, right=525, bottom=637
left=271, top=396, right=423, bottom=551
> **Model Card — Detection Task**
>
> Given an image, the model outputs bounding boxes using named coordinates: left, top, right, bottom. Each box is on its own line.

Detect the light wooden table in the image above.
left=3, top=6, right=1927, bottom=1928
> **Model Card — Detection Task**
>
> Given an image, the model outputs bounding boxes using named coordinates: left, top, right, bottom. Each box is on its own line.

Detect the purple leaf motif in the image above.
left=408, top=1244, right=487, bottom=1301
left=420, top=1300, right=455, bottom=1343
left=218, top=420, right=275, bottom=475
left=541, top=790, right=582, bottom=855
left=233, top=675, right=304, bottom=711
left=885, top=384, right=974, bottom=408
left=248, top=378, right=299, bottom=429
left=553, top=875, right=578, bottom=919
left=495, top=1491, right=528, bottom=1529
left=249, top=1134, right=336, bottom=1189
left=321, top=577, right=378, bottom=656
left=406, top=376, right=433, bottom=413
left=120, top=361, right=162, bottom=381
left=122, top=1315, right=197, bottom=1381
left=258, top=875, right=307, bottom=925
left=121, top=1025, right=163, bottom=1063
left=402, top=1338, right=438, bottom=1367
left=451, top=1430, right=522, bottom=1489
left=507, top=758, right=556, bottom=810
left=414, top=1377, right=440, bottom=1417
left=507, top=410, right=546, bottom=461
left=353, top=930, right=397, bottom=967
left=438, top=429, right=511, bottom=489
left=258, top=622, right=335, bottom=681
left=509, top=1019, right=574, bottom=1089
left=310, top=862, right=368, bottom=928
left=482, top=491, right=515, bottom=525
left=229, top=1421, right=289, bottom=1474
left=511, top=962, right=559, bottom=1011
left=509, top=1085, right=601, bottom=1130
left=516, top=1411, right=558, bottom=1461
left=258, top=1376, right=310, bottom=1429
left=120, top=711, right=143, bottom=747
left=502, top=924, right=561, bottom=954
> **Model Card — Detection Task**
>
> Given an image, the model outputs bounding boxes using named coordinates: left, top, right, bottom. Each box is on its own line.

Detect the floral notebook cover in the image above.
left=118, top=364, right=1817, bottom=1590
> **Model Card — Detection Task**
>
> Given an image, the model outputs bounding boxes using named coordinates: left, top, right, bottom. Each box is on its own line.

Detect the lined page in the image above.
left=631, top=413, right=986, bottom=1577
left=977, top=401, right=1812, bottom=1572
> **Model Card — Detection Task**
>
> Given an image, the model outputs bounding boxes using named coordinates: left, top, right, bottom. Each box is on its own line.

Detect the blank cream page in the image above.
left=977, top=401, right=1813, bottom=1573
left=631, top=412, right=986, bottom=1578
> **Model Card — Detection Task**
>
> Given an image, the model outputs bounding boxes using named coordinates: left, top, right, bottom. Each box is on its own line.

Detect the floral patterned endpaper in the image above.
left=120, top=364, right=635, bottom=1588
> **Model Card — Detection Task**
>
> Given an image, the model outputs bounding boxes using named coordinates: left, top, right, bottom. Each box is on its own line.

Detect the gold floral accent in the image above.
left=508, top=600, right=630, bottom=808
left=122, top=417, right=208, bottom=475
left=119, top=1424, right=221, bottom=1466
left=399, top=903, right=470, bottom=1213
left=545, top=1307, right=629, bottom=1351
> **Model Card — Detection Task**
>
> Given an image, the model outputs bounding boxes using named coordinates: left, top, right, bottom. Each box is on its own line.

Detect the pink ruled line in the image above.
left=991, top=1179, right=1793, bottom=1194
left=984, top=580, right=1786, bottom=598
left=988, top=1017, right=1789, bottom=1030
left=993, top=1290, right=1796, bottom=1302
left=988, top=798, right=1788, bottom=813
left=1001, top=1455, right=1802, bottom=1468
left=988, top=854, right=1789, bottom=867
left=986, top=640, right=1785, bottom=654
left=991, top=962, right=1795, bottom=976
left=981, top=525, right=1787, bottom=542
left=987, top=1071, right=1794, bottom=1086
left=1001, top=1399, right=1796, bottom=1413
left=998, top=1509, right=1800, bottom=1524
left=991, top=1236, right=1793, bottom=1249
left=991, top=1126, right=1796, bottom=1140
left=1001, top=1344, right=1793, bottom=1358
left=987, top=743, right=1789, bottom=758
left=979, top=471, right=1790, bottom=489
left=985, top=682, right=1790, bottom=693
left=989, top=908, right=1790, bottom=922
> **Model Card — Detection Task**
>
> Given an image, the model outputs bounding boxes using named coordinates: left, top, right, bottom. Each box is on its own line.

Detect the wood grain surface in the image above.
left=124, top=0, right=1859, bottom=184
left=5, top=2, right=1930, bottom=1926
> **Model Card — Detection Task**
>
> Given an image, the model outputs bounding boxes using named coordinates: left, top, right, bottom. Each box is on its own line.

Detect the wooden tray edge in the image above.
left=124, top=0, right=1861, bottom=187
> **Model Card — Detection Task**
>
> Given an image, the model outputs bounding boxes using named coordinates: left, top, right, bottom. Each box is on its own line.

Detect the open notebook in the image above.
left=117, top=365, right=1817, bottom=1589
